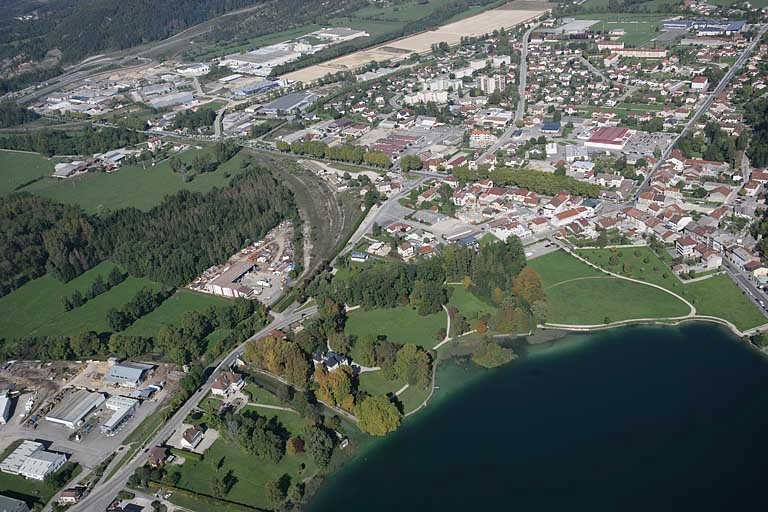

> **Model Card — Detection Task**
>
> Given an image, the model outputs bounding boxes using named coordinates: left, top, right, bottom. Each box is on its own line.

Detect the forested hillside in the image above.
left=0, top=0, right=262, bottom=66
left=0, top=157, right=297, bottom=297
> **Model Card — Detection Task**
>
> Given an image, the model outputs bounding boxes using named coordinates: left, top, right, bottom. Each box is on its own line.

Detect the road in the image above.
left=70, top=304, right=318, bottom=512
left=631, top=23, right=768, bottom=203
left=477, top=21, right=539, bottom=161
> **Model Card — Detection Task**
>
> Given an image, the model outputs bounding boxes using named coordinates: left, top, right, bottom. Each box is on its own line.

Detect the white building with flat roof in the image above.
left=101, top=396, right=139, bottom=436
left=0, top=393, right=10, bottom=425
left=0, top=440, right=66, bottom=480
left=103, top=362, right=153, bottom=388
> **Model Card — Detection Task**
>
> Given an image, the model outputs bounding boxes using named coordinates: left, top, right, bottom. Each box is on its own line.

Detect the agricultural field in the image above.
left=0, top=261, right=160, bottom=339
left=0, top=149, right=57, bottom=196
left=122, top=290, right=231, bottom=337
left=345, top=305, right=447, bottom=347
left=19, top=150, right=250, bottom=214
left=167, top=408, right=317, bottom=510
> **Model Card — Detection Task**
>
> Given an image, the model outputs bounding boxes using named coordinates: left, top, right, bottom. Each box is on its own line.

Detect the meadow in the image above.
left=19, top=150, right=250, bottom=214
left=345, top=305, right=447, bottom=347
left=0, top=149, right=57, bottom=196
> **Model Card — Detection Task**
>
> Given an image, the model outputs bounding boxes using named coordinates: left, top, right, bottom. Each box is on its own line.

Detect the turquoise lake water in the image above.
left=308, top=324, right=768, bottom=511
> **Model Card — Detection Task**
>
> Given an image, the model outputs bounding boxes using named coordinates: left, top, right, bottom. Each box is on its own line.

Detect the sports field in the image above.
left=0, top=262, right=162, bottom=339
left=345, top=305, right=447, bottom=347
left=19, top=150, right=249, bottom=214
left=0, top=150, right=56, bottom=196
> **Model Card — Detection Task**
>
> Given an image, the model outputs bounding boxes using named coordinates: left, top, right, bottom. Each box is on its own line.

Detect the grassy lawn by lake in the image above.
left=577, top=247, right=767, bottom=330
left=447, top=285, right=497, bottom=320
left=0, top=262, right=160, bottom=338
left=358, top=370, right=430, bottom=415
left=122, top=290, right=230, bottom=337
left=20, top=150, right=249, bottom=214
left=544, top=277, right=690, bottom=324
left=345, top=305, right=446, bottom=347
left=528, top=249, right=603, bottom=288
left=167, top=409, right=315, bottom=510
left=686, top=275, right=767, bottom=331
left=0, top=150, right=56, bottom=195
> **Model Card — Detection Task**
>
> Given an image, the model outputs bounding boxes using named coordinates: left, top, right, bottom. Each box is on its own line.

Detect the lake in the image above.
left=308, top=324, right=768, bottom=511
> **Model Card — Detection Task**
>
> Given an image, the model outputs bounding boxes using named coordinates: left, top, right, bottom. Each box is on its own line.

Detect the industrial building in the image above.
left=222, top=45, right=301, bottom=75
left=103, top=362, right=153, bottom=388
left=0, top=494, right=30, bottom=512
left=0, top=441, right=66, bottom=481
left=148, top=91, right=194, bottom=109
left=584, top=127, right=634, bottom=151
left=204, top=261, right=257, bottom=298
left=0, top=392, right=10, bottom=424
left=101, top=396, right=139, bottom=436
left=260, top=92, right=319, bottom=116
left=45, top=390, right=105, bottom=429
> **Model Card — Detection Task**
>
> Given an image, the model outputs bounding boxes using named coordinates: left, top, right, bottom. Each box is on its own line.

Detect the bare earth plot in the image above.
left=283, top=5, right=547, bottom=83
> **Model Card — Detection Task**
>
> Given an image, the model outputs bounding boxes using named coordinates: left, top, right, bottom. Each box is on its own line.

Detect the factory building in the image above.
left=103, top=362, right=153, bottom=388
left=204, top=261, right=257, bottom=298
left=45, top=390, right=105, bottom=429
left=101, top=396, right=139, bottom=436
left=0, top=441, right=66, bottom=481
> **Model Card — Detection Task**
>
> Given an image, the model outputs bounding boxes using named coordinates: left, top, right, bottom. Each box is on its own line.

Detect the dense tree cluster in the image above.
left=442, top=239, right=526, bottom=300
left=453, top=166, right=602, bottom=198
left=0, top=101, right=40, bottom=127
left=96, top=161, right=297, bottom=286
left=472, top=339, right=517, bottom=368
left=0, top=67, right=64, bottom=94
left=276, top=139, right=392, bottom=168
left=222, top=409, right=287, bottom=463
left=314, top=365, right=356, bottom=411
left=676, top=121, right=745, bottom=166
left=172, top=107, right=217, bottom=130
left=0, top=126, right=147, bottom=157
left=106, top=287, right=173, bottom=331
left=308, top=259, right=446, bottom=312
left=745, top=97, right=768, bottom=167
left=0, top=0, right=264, bottom=65
left=0, top=194, right=100, bottom=297
left=244, top=336, right=312, bottom=389
left=62, top=267, right=126, bottom=310
left=355, top=395, right=402, bottom=436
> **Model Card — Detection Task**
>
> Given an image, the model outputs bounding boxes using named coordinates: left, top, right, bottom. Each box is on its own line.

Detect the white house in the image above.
left=211, top=371, right=245, bottom=397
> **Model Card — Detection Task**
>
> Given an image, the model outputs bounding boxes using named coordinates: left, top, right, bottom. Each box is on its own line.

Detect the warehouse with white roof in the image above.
left=45, top=390, right=105, bottom=429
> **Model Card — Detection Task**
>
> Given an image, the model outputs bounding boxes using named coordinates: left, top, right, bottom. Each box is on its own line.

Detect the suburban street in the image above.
left=69, top=304, right=318, bottom=512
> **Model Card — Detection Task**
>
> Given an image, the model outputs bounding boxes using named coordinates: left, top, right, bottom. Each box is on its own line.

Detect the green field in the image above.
left=543, top=277, right=690, bottom=325
left=0, top=262, right=161, bottom=339
left=20, top=150, right=249, bottom=214
left=528, top=250, right=603, bottom=288
left=0, top=462, right=80, bottom=509
left=576, top=247, right=767, bottom=330
left=0, top=150, right=57, bottom=196
left=345, top=305, right=446, bottom=347
left=573, top=13, right=668, bottom=47
left=358, top=370, right=430, bottom=414
left=686, top=276, right=768, bottom=331
left=447, top=285, right=497, bottom=320
left=168, top=409, right=315, bottom=510
left=122, top=290, right=230, bottom=337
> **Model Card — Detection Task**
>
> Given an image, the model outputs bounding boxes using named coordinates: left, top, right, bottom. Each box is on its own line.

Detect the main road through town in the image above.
left=631, top=23, right=768, bottom=203
left=69, top=304, right=319, bottom=512
left=477, top=21, right=540, bottom=162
